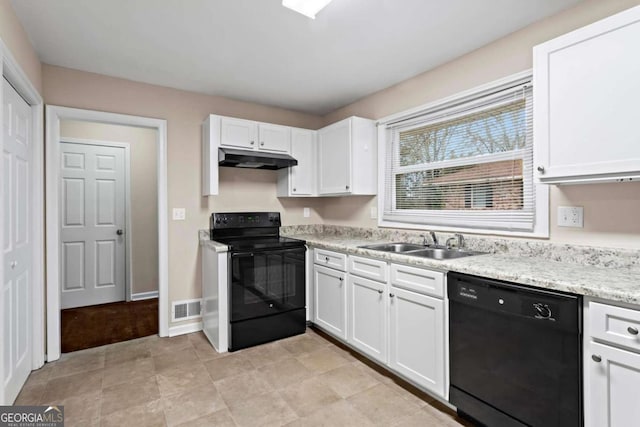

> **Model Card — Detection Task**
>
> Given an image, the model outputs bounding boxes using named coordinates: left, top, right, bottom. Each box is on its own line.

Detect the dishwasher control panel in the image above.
left=448, top=271, right=580, bottom=332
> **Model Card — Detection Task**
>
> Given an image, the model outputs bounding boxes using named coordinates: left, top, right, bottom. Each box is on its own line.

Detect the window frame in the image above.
left=376, top=70, right=549, bottom=238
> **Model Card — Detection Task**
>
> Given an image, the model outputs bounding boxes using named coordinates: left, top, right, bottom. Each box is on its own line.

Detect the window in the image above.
left=380, top=73, right=548, bottom=235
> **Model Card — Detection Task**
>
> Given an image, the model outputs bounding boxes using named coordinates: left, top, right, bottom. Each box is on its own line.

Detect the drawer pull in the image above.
left=592, top=354, right=602, bottom=363
left=628, top=327, right=639, bottom=335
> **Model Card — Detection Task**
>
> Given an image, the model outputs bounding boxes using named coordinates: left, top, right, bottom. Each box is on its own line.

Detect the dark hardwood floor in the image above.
left=61, top=298, right=158, bottom=353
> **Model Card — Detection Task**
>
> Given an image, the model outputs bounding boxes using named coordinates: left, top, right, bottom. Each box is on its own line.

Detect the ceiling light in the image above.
left=282, top=0, right=334, bottom=19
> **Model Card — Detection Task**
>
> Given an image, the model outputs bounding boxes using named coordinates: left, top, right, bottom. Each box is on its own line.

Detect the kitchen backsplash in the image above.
left=280, top=225, right=640, bottom=269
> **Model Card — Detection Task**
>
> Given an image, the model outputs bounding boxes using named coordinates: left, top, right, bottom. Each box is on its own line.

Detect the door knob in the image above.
left=116, top=229, right=124, bottom=236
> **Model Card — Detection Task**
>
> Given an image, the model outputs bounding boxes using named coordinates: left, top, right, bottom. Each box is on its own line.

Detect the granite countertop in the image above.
left=290, top=233, right=640, bottom=306
left=198, top=230, right=229, bottom=253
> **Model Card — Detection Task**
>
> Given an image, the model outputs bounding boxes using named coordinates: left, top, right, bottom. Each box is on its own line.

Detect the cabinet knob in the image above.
left=389, top=293, right=395, bottom=298
left=339, top=277, right=343, bottom=282
left=628, top=326, right=639, bottom=335
left=293, top=188, right=296, bottom=192
left=10, top=261, right=17, bottom=269
left=260, top=141, right=265, bottom=146
left=345, top=185, right=350, bottom=190
left=537, top=166, right=545, bottom=173
left=592, top=354, right=602, bottom=363
left=325, top=257, right=329, bottom=262
left=377, top=289, right=383, bottom=294
left=250, top=140, right=255, bottom=145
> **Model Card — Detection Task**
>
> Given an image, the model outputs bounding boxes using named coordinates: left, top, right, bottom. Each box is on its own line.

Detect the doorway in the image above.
left=46, top=106, right=168, bottom=361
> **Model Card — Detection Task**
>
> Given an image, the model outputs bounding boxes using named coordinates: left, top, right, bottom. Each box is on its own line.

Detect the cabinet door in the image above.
left=258, top=123, right=290, bottom=153
left=534, top=7, right=640, bottom=183
left=220, top=117, right=257, bottom=149
left=389, top=287, right=445, bottom=398
left=290, top=129, right=315, bottom=195
left=313, top=265, right=347, bottom=339
left=587, top=341, right=640, bottom=427
left=348, top=275, right=387, bottom=364
left=318, top=119, right=351, bottom=195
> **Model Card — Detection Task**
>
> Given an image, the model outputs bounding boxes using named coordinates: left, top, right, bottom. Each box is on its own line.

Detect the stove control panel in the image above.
left=210, top=212, right=281, bottom=230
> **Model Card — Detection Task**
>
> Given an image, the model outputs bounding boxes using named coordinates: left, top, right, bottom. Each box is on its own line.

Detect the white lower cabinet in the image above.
left=313, top=250, right=447, bottom=400
left=313, top=264, right=347, bottom=340
left=586, top=300, right=640, bottom=427
left=389, top=287, right=445, bottom=398
left=348, top=274, right=387, bottom=364
left=588, top=342, right=640, bottom=427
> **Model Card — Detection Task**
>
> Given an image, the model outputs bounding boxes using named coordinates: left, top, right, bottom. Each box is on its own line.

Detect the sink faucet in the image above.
left=446, top=234, right=465, bottom=250
left=422, top=231, right=438, bottom=247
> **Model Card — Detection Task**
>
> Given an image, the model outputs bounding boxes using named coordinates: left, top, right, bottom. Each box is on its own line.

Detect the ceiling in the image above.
left=12, top=0, right=581, bottom=115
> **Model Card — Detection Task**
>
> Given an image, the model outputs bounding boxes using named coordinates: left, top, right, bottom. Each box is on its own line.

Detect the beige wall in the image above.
left=0, top=0, right=41, bottom=93
left=321, top=0, right=640, bottom=249
left=43, top=64, right=327, bottom=325
left=60, top=120, right=160, bottom=295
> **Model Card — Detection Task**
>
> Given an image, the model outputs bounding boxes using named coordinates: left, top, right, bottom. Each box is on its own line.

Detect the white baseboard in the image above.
left=131, top=290, right=159, bottom=301
left=168, top=321, right=203, bottom=337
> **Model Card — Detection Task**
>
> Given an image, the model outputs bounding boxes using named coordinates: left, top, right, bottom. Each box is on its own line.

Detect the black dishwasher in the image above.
left=448, top=272, right=582, bottom=427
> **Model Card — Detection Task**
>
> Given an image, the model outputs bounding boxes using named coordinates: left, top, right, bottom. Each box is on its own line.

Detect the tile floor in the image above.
left=14, top=328, right=472, bottom=426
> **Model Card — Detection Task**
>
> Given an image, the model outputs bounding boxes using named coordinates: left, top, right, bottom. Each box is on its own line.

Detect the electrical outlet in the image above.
left=370, top=206, right=378, bottom=219
left=557, top=206, right=583, bottom=228
left=172, top=208, right=186, bottom=221
left=303, top=207, right=310, bottom=218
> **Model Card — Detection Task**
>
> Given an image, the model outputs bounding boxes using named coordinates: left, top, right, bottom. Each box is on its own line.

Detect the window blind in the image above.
left=382, top=83, right=534, bottom=231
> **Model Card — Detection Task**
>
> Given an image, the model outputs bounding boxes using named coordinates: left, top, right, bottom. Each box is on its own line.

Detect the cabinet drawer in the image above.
left=390, top=264, right=444, bottom=298
left=349, top=255, right=388, bottom=283
left=314, top=249, right=347, bottom=271
left=590, top=302, right=640, bottom=352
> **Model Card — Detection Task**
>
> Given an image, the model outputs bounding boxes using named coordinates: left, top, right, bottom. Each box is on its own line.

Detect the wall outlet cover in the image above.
left=172, top=208, right=186, bottom=221
left=557, top=206, right=583, bottom=228
left=370, top=206, right=378, bottom=219
left=303, top=207, right=310, bottom=218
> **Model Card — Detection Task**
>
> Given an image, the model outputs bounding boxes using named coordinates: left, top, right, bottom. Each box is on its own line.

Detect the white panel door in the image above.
left=60, top=142, right=126, bottom=309
left=2, top=78, right=32, bottom=404
left=313, top=265, right=346, bottom=339
left=389, top=287, right=445, bottom=398
left=318, top=119, right=351, bottom=195
left=347, top=274, right=387, bottom=364
left=587, top=342, right=640, bottom=427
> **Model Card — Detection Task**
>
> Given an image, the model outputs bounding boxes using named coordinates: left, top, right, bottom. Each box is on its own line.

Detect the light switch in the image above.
left=172, top=208, right=186, bottom=221
left=303, top=207, right=310, bottom=218
left=557, top=206, right=583, bottom=228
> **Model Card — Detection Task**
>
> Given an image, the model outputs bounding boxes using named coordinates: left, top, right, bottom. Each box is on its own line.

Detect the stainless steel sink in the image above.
left=406, top=248, right=485, bottom=260
left=359, top=242, right=485, bottom=260
left=358, top=242, right=425, bottom=252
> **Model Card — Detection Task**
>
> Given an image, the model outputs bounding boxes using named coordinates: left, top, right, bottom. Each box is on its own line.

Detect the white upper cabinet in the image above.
left=220, top=118, right=291, bottom=152
left=277, top=128, right=316, bottom=197
left=533, top=6, right=640, bottom=184
left=318, top=116, right=377, bottom=195
left=220, top=117, right=258, bottom=150
left=258, top=123, right=291, bottom=153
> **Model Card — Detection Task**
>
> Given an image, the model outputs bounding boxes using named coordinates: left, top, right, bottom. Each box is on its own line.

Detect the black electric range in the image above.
left=210, top=212, right=307, bottom=351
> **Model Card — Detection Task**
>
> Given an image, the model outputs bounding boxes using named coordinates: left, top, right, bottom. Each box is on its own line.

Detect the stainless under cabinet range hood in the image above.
left=218, top=148, right=298, bottom=170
